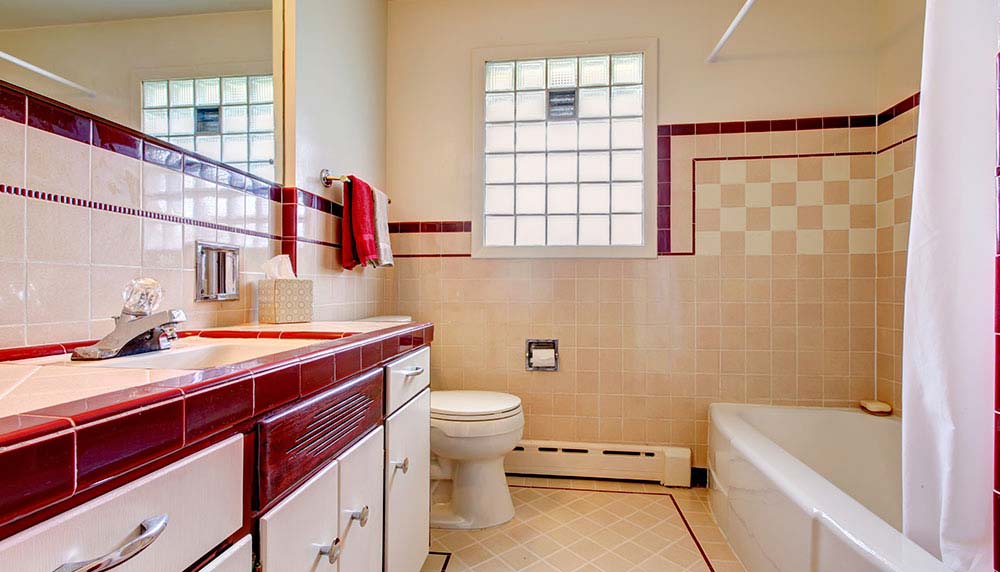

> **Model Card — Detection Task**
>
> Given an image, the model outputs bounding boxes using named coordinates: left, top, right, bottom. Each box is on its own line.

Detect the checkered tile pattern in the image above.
left=424, top=477, right=745, bottom=572
left=694, top=156, right=877, bottom=256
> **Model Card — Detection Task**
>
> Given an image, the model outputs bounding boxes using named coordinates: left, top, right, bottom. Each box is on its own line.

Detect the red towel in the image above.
left=341, top=176, right=378, bottom=269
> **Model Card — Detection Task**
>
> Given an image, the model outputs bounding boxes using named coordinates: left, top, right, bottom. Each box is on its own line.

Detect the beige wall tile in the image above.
left=26, top=201, right=89, bottom=264
left=91, top=147, right=140, bottom=207
left=0, top=118, right=25, bottom=187
left=26, top=128, right=90, bottom=200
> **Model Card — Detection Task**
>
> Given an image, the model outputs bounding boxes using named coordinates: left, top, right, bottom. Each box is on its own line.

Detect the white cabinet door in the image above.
left=337, top=427, right=384, bottom=572
left=384, top=388, right=430, bottom=572
left=200, top=535, right=252, bottom=572
left=259, top=458, right=339, bottom=571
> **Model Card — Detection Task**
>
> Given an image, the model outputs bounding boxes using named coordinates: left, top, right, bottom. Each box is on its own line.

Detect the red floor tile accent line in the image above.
left=0, top=184, right=283, bottom=242
left=509, top=484, right=716, bottom=572
left=1, top=79, right=280, bottom=202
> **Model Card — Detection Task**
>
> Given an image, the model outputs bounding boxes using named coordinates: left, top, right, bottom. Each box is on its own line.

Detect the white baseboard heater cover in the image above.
left=504, top=440, right=691, bottom=487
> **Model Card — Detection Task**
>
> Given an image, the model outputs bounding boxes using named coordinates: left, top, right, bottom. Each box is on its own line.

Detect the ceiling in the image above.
left=0, top=0, right=271, bottom=31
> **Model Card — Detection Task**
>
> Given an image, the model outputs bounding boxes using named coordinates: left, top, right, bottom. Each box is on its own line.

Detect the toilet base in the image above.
left=429, top=457, right=514, bottom=530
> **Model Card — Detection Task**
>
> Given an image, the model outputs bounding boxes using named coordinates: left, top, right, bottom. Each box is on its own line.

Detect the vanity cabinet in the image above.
left=0, top=436, right=243, bottom=572
left=259, top=427, right=384, bottom=571
left=384, top=389, right=430, bottom=572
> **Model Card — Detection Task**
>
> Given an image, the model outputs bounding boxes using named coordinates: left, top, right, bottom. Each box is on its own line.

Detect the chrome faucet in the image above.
left=72, top=279, right=187, bottom=361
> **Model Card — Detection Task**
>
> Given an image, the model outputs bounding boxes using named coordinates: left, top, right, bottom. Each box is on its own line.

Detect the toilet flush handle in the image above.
left=390, top=457, right=410, bottom=474
left=401, top=366, right=424, bottom=379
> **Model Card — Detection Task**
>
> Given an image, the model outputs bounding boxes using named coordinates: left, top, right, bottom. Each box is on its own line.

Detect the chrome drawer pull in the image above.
left=53, top=514, right=168, bottom=572
left=319, top=537, right=341, bottom=564
left=390, top=457, right=410, bottom=474
left=400, top=366, right=424, bottom=379
left=349, top=505, right=370, bottom=527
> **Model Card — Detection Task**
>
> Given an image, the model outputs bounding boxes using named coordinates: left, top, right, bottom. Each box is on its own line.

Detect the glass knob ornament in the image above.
left=122, top=278, right=163, bottom=316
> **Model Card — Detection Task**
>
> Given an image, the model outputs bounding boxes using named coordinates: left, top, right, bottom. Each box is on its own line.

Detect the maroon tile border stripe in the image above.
left=509, top=484, right=717, bottom=572
left=657, top=92, right=921, bottom=255
left=0, top=81, right=280, bottom=202
left=389, top=221, right=472, bottom=233
left=0, top=184, right=282, bottom=242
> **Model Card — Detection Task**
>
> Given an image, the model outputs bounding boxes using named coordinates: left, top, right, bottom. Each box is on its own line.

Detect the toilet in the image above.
left=429, top=390, right=524, bottom=529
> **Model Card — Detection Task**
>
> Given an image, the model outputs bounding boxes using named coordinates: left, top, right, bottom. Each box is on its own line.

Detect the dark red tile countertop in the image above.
left=0, top=321, right=433, bottom=535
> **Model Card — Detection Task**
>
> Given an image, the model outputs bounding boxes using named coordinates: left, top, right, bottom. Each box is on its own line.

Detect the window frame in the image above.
left=471, top=38, right=659, bottom=259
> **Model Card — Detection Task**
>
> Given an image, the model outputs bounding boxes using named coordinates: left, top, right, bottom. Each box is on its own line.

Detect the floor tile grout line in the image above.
left=507, top=483, right=720, bottom=572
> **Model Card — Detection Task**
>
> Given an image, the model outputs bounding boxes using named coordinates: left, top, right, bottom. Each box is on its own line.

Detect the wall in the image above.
left=0, top=11, right=273, bottom=130
left=874, top=105, right=918, bottom=412
left=0, top=86, right=281, bottom=347
left=284, top=0, right=396, bottom=320
left=875, top=0, right=926, bottom=111
left=386, top=0, right=882, bottom=223
left=386, top=0, right=924, bottom=465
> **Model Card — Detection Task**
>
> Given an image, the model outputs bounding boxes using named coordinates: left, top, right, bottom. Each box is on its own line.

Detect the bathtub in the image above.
left=708, top=403, right=949, bottom=572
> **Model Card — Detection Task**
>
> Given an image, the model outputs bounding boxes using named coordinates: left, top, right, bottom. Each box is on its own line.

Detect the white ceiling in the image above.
left=0, top=0, right=271, bottom=31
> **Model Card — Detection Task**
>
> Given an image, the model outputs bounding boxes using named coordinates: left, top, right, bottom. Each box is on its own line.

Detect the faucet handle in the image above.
left=122, top=278, right=163, bottom=317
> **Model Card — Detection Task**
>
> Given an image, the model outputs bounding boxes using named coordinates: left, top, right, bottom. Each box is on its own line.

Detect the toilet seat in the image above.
left=430, top=391, right=522, bottom=422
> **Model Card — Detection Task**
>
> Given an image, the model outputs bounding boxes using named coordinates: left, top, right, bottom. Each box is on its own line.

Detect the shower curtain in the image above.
left=901, top=0, right=997, bottom=570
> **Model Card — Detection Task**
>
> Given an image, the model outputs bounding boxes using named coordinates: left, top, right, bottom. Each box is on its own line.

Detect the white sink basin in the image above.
left=69, top=338, right=318, bottom=370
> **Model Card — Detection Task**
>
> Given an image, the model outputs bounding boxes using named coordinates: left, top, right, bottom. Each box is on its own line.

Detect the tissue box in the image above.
left=258, top=279, right=313, bottom=324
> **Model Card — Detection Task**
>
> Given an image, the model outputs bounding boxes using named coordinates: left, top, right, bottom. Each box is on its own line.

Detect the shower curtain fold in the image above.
left=901, top=1, right=996, bottom=570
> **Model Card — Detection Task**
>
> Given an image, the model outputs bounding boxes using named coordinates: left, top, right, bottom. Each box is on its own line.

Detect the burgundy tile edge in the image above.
left=1, top=79, right=280, bottom=201
left=389, top=221, right=473, bottom=233
left=0, top=85, right=27, bottom=123
left=659, top=92, right=920, bottom=137
left=0, top=183, right=282, bottom=242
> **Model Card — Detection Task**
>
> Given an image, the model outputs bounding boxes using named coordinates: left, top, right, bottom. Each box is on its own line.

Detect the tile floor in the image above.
left=421, top=476, right=745, bottom=572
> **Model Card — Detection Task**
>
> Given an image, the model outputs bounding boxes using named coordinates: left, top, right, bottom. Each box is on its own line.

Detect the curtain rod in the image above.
left=0, top=50, right=97, bottom=97
left=706, top=0, right=758, bottom=63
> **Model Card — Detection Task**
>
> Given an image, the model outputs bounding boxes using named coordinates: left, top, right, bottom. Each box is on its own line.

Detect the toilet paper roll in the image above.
left=531, top=348, right=556, bottom=367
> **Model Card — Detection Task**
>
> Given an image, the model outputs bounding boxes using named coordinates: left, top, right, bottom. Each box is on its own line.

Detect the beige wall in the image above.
left=382, top=0, right=925, bottom=463
left=875, top=0, right=926, bottom=110
left=386, top=0, right=885, bottom=222
left=285, top=0, right=396, bottom=320
left=288, top=0, right=387, bottom=198
left=0, top=11, right=273, bottom=130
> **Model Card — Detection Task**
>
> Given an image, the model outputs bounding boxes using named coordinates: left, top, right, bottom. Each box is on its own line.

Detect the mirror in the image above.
left=0, top=0, right=282, bottom=183
left=196, top=242, right=241, bottom=301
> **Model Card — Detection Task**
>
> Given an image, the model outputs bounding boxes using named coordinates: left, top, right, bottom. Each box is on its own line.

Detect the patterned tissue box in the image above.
left=258, top=279, right=313, bottom=324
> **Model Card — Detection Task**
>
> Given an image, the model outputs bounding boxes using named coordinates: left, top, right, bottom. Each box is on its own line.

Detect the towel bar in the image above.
left=320, top=169, right=391, bottom=203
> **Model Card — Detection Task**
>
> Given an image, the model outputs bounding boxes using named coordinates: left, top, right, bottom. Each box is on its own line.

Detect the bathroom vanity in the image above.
left=0, top=320, right=433, bottom=572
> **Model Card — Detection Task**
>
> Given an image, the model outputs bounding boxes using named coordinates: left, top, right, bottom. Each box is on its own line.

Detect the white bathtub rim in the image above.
left=709, top=403, right=948, bottom=572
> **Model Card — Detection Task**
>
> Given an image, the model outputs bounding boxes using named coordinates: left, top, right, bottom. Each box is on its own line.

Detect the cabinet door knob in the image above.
left=318, top=537, right=341, bottom=564
left=349, top=505, right=370, bottom=527
left=390, top=457, right=410, bottom=474
left=401, top=366, right=424, bottom=379
left=53, top=514, right=168, bottom=572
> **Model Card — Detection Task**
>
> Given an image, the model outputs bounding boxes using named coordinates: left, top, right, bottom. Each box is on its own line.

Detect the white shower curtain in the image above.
left=901, top=1, right=997, bottom=570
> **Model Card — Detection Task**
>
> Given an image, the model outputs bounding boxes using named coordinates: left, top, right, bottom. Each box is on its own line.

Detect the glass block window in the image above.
left=142, top=75, right=275, bottom=181
left=482, top=53, right=644, bottom=247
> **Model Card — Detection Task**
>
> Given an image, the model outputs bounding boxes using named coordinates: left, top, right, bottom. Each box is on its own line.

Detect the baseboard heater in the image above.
left=504, top=439, right=691, bottom=487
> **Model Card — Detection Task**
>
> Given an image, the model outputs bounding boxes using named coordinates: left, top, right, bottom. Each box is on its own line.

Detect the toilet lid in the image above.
left=430, top=391, right=521, bottom=419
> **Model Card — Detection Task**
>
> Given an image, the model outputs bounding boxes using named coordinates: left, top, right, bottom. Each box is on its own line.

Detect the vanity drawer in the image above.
left=385, top=347, right=430, bottom=414
left=0, top=435, right=243, bottom=572
left=200, top=535, right=252, bottom=572
left=257, top=368, right=383, bottom=509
